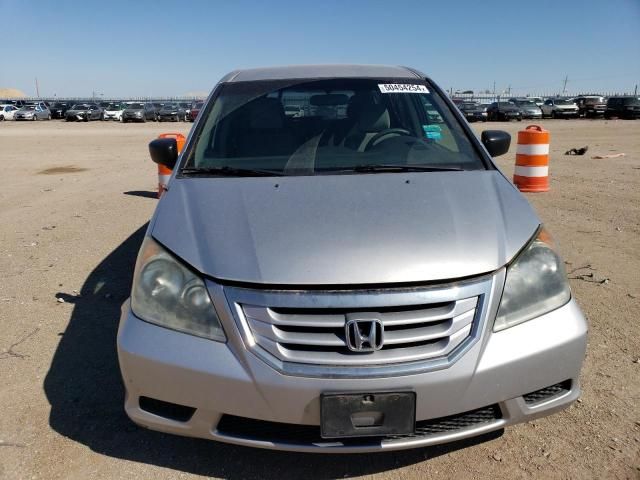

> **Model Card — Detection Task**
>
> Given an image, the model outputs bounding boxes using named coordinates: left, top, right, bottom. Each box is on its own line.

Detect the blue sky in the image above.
left=2, top=0, right=639, bottom=98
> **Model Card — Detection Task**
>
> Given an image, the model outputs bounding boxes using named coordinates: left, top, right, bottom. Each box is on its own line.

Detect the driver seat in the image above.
left=343, top=102, right=391, bottom=152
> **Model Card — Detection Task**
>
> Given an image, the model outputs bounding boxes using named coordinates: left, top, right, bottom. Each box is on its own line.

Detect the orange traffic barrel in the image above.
left=513, top=125, right=550, bottom=192
left=157, top=132, right=186, bottom=198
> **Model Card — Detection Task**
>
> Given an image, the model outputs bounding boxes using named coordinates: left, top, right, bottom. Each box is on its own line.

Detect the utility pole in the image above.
left=561, top=75, right=568, bottom=96
left=35, top=77, right=40, bottom=98
left=493, top=81, right=496, bottom=97
left=635, top=84, right=638, bottom=96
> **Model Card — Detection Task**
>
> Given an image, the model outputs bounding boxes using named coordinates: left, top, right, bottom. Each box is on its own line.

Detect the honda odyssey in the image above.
left=117, top=65, right=587, bottom=453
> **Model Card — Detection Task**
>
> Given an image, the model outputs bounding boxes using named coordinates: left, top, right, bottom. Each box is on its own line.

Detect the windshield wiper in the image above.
left=349, top=164, right=464, bottom=173
left=180, top=166, right=285, bottom=177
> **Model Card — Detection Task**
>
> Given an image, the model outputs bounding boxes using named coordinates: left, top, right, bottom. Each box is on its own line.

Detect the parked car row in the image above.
left=452, top=95, right=640, bottom=122
left=0, top=99, right=206, bottom=122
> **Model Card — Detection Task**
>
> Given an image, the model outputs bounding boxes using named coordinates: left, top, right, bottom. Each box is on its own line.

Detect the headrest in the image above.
left=356, top=103, right=390, bottom=132
left=246, top=98, right=285, bottom=129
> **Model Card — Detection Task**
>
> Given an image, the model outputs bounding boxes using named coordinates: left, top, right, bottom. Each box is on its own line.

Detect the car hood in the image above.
left=151, top=171, right=539, bottom=285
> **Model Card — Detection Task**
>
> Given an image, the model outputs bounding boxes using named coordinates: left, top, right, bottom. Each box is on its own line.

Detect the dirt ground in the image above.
left=0, top=119, right=638, bottom=479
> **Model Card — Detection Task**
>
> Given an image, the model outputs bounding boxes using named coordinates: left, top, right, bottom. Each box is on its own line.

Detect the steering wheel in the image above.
left=363, top=128, right=412, bottom=151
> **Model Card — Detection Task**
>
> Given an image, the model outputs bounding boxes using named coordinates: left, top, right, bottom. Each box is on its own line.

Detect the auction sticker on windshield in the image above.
left=378, top=84, right=429, bottom=94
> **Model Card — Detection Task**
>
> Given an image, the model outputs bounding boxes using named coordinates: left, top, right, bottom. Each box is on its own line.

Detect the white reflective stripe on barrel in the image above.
left=516, top=143, right=549, bottom=155
left=514, top=165, right=549, bottom=177
left=158, top=175, right=172, bottom=185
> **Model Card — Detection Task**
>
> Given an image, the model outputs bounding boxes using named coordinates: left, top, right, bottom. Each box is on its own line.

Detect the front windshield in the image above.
left=127, top=103, right=145, bottom=109
left=162, top=103, right=177, bottom=109
left=622, top=97, right=640, bottom=106
left=71, top=104, right=89, bottom=110
left=516, top=100, right=535, bottom=106
left=183, top=78, right=485, bottom=176
left=22, top=106, right=36, bottom=111
left=555, top=99, right=574, bottom=105
left=106, top=103, right=122, bottom=110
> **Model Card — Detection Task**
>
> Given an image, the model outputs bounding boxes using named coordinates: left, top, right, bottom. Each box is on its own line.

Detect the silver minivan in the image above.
left=117, top=65, right=587, bottom=453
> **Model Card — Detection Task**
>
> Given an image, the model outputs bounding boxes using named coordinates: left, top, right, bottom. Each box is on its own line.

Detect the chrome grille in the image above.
left=242, top=297, right=477, bottom=366
left=221, top=274, right=496, bottom=377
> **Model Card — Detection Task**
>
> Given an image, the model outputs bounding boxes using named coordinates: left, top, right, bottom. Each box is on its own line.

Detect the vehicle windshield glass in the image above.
left=22, top=106, right=36, bottom=110
left=555, top=99, right=574, bottom=105
left=162, top=103, right=177, bottom=109
left=584, top=97, right=604, bottom=104
left=184, top=78, right=485, bottom=176
left=461, top=103, right=478, bottom=108
left=127, top=103, right=145, bottom=109
left=106, top=103, right=122, bottom=110
left=497, top=102, right=513, bottom=107
left=72, top=104, right=89, bottom=109
left=193, top=102, right=204, bottom=109
left=517, top=100, right=535, bottom=106
left=622, top=97, right=640, bottom=106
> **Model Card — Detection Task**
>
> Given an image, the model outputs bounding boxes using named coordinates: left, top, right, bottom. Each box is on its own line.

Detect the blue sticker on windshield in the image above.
left=422, top=124, right=442, bottom=140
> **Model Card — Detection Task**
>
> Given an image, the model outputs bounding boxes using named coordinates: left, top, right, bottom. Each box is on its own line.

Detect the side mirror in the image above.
left=481, top=130, right=511, bottom=157
left=149, top=138, right=178, bottom=169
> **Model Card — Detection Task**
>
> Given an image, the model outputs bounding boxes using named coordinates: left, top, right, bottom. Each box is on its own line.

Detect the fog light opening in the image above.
left=139, top=396, right=196, bottom=422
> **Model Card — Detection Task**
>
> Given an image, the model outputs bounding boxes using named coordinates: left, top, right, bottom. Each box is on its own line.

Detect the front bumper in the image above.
left=464, top=113, right=486, bottom=122
left=118, top=274, right=587, bottom=454
left=555, top=110, right=579, bottom=117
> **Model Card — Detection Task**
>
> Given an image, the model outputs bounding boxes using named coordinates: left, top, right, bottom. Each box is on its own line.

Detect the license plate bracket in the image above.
left=320, top=392, right=416, bottom=439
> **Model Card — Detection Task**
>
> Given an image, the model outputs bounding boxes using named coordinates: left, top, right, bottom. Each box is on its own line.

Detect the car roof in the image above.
left=220, top=64, right=422, bottom=83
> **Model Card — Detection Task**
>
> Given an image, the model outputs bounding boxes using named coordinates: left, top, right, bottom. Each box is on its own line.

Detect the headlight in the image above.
left=131, top=237, right=226, bottom=341
left=494, top=228, right=571, bottom=332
